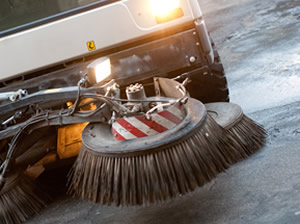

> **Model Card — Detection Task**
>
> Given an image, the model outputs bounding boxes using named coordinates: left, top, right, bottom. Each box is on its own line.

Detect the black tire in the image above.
left=187, top=42, right=229, bottom=103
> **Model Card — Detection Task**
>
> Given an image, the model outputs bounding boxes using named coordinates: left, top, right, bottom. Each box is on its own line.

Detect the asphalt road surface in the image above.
left=27, top=0, right=300, bottom=223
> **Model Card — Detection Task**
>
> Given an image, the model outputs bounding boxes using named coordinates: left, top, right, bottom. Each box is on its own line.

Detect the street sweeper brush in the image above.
left=69, top=98, right=238, bottom=206
left=0, top=133, right=55, bottom=224
left=205, top=102, right=266, bottom=162
left=0, top=171, right=50, bottom=224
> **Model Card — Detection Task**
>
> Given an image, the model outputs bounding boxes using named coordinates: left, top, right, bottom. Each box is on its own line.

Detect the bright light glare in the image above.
left=150, top=0, right=180, bottom=16
left=95, top=58, right=111, bottom=83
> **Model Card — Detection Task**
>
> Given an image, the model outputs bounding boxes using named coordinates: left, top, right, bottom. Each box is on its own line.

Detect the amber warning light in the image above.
left=149, top=0, right=184, bottom=24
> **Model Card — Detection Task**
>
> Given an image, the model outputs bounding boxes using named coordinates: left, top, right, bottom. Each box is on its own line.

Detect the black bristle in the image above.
left=225, top=114, right=267, bottom=161
left=0, top=174, right=51, bottom=224
left=69, top=115, right=239, bottom=206
left=205, top=102, right=267, bottom=164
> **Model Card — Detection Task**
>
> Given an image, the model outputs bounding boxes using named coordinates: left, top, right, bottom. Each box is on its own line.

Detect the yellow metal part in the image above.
left=57, top=98, right=96, bottom=159
left=79, top=98, right=97, bottom=111
left=67, top=98, right=97, bottom=110
left=57, top=123, right=88, bottom=159
left=25, top=97, right=96, bottom=178
left=34, top=151, right=58, bottom=166
left=25, top=152, right=58, bottom=179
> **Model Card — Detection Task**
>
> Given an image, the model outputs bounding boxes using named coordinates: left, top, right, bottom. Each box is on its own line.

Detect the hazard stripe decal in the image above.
left=158, top=110, right=182, bottom=125
left=123, top=117, right=159, bottom=136
left=112, top=127, right=126, bottom=141
left=135, top=116, right=168, bottom=133
left=112, top=103, right=185, bottom=140
left=167, top=103, right=184, bottom=119
left=148, top=113, right=177, bottom=130
left=116, top=118, right=148, bottom=138
left=112, top=122, right=136, bottom=140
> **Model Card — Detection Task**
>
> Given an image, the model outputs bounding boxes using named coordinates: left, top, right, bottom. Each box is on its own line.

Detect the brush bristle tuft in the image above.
left=69, top=115, right=239, bottom=206
left=0, top=174, right=50, bottom=224
left=225, top=114, right=267, bottom=161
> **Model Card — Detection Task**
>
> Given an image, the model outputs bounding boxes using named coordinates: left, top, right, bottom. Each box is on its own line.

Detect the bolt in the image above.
left=9, top=95, right=16, bottom=101
left=180, top=97, right=188, bottom=104
left=146, top=114, right=151, bottom=120
left=189, top=56, right=196, bottom=63
left=196, top=42, right=200, bottom=46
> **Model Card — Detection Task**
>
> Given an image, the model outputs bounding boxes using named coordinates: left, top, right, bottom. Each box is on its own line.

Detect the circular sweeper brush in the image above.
left=0, top=171, right=50, bottom=224
left=205, top=102, right=266, bottom=162
left=69, top=98, right=237, bottom=206
left=0, top=130, right=55, bottom=224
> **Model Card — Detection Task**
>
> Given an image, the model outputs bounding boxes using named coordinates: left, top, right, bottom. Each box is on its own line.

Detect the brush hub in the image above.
left=81, top=98, right=206, bottom=156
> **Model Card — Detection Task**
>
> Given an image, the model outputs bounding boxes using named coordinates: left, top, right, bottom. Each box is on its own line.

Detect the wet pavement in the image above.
left=204, top=0, right=300, bottom=113
left=27, top=0, right=300, bottom=223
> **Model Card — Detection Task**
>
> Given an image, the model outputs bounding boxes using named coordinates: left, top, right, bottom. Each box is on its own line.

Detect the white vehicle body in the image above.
left=0, top=0, right=210, bottom=82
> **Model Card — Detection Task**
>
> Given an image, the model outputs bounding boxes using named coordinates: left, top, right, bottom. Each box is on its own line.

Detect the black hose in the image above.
left=0, top=115, right=46, bottom=192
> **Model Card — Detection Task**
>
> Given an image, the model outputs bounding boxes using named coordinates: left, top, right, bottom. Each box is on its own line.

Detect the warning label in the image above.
left=87, top=41, right=96, bottom=51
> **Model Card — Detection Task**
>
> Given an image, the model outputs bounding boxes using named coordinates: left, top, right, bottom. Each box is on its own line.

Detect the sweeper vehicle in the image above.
left=0, top=0, right=266, bottom=223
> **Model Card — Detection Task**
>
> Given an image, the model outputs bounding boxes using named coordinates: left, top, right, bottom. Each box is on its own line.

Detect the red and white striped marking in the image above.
left=112, top=103, right=185, bottom=140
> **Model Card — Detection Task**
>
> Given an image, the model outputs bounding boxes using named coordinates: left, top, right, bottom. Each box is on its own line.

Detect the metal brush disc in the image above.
left=205, top=102, right=266, bottom=162
left=70, top=98, right=233, bottom=205
left=81, top=98, right=206, bottom=156
left=205, top=102, right=243, bottom=129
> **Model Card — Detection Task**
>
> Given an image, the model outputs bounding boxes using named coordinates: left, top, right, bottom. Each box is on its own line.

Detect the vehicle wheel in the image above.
left=187, top=41, right=229, bottom=103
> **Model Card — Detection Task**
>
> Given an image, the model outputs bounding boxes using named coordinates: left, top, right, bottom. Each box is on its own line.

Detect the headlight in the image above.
left=87, top=57, right=111, bottom=84
left=149, top=0, right=183, bottom=24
